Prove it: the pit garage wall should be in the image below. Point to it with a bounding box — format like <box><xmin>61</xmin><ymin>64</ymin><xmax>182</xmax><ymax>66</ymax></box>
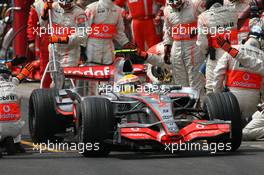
<box><xmin>13</xmin><ymin>0</ymin><xmax>34</xmax><ymax>57</ymax></box>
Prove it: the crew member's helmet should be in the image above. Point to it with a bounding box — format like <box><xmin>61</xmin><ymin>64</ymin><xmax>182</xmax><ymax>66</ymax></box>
<box><xmin>58</xmin><ymin>0</ymin><xmax>74</xmax><ymax>9</ymax></box>
<box><xmin>167</xmin><ymin>0</ymin><xmax>184</xmax><ymax>9</ymax></box>
<box><xmin>117</xmin><ymin>74</ymin><xmax>141</xmax><ymax>94</ymax></box>
<box><xmin>205</xmin><ymin>0</ymin><xmax>223</xmax><ymax>10</ymax></box>
<box><xmin>147</xmin><ymin>65</ymin><xmax>173</xmax><ymax>84</ymax></box>
<box><xmin>248</xmin><ymin>25</ymin><xmax>264</xmax><ymax>49</ymax></box>
<box><xmin>228</xmin><ymin>0</ymin><xmax>239</xmax><ymax>3</ymax></box>
<box><xmin>0</xmin><ymin>64</ymin><xmax>11</xmax><ymax>81</ymax></box>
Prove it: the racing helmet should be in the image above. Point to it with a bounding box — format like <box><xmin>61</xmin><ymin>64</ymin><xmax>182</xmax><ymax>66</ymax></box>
<box><xmin>58</xmin><ymin>0</ymin><xmax>74</xmax><ymax>9</ymax></box>
<box><xmin>167</xmin><ymin>0</ymin><xmax>183</xmax><ymax>9</ymax></box>
<box><xmin>247</xmin><ymin>25</ymin><xmax>264</xmax><ymax>49</ymax></box>
<box><xmin>147</xmin><ymin>65</ymin><xmax>173</xmax><ymax>84</ymax></box>
<box><xmin>0</xmin><ymin>64</ymin><xmax>11</xmax><ymax>81</ymax></box>
<box><xmin>117</xmin><ymin>74</ymin><xmax>141</xmax><ymax>94</ymax></box>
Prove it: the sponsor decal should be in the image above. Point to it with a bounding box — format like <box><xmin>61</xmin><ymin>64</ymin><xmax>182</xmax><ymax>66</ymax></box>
<box><xmin>196</xmin><ymin>124</ymin><xmax>205</xmax><ymax>129</ymax></box>
<box><xmin>0</xmin><ymin>84</ymin><xmax>14</xmax><ymax>88</ymax></box>
<box><xmin>3</xmin><ymin>105</ymin><xmax>11</xmax><ymax>113</ymax></box>
<box><xmin>243</xmin><ymin>73</ymin><xmax>250</xmax><ymax>81</ymax></box>
<box><xmin>0</xmin><ymin>103</ymin><xmax>20</xmax><ymax>121</ymax></box>
<box><xmin>0</xmin><ymin>95</ymin><xmax>16</xmax><ymax>101</ymax></box>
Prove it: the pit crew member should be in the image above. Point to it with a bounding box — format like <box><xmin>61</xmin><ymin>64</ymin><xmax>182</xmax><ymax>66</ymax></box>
<box><xmin>40</xmin><ymin>0</ymin><xmax>88</xmax><ymax>88</ymax></box>
<box><xmin>84</xmin><ymin>0</ymin><xmax>135</xmax><ymax>95</ymax></box>
<box><xmin>163</xmin><ymin>0</ymin><xmax>206</xmax><ymax>92</ymax></box>
<box><xmin>215</xmin><ymin>24</ymin><xmax>264</xmax><ymax>140</ymax></box>
<box><xmin>27</xmin><ymin>0</ymin><xmax>51</xmax><ymax>88</ymax></box>
<box><xmin>196</xmin><ymin>0</ymin><xmax>239</xmax><ymax>93</ymax></box>
<box><xmin>213</xmin><ymin>25</ymin><xmax>264</xmax><ymax>120</ymax></box>
<box><xmin>0</xmin><ymin>63</ymin><xmax>34</xmax><ymax>155</ymax></box>
<box><xmin>114</xmin><ymin>0</ymin><xmax>165</xmax><ymax>51</ymax></box>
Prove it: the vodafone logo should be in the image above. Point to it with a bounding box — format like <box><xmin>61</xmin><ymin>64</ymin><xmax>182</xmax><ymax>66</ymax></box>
<box><xmin>243</xmin><ymin>73</ymin><xmax>250</xmax><ymax>81</ymax></box>
<box><xmin>3</xmin><ymin>105</ymin><xmax>11</xmax><ymax>113</ymax></box>
<box><xmin>64</xmin><ymin>67</ymin><xmax>111</xmax><ymax>78</ymax></box>
<box><xmin>102</xmin><ymin>25</ymin><xmax>109</xmax><ymax>33</ymax></box>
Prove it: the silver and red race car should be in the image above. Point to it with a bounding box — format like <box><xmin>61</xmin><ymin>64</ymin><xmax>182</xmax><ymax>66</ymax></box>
<box><xmin>28</xmin><ymin>51</ymin><xmax>242</xmax><ymax>157</ymax></box>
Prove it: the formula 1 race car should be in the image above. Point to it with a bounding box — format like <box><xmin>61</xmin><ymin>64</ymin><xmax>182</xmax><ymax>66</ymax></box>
<box><xmin>28</xmin><ymin>51</ymin><xmax>242</xmax><ymax>157</ymax></box>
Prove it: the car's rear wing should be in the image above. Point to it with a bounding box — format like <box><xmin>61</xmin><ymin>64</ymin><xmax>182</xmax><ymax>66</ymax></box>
<box><xmin>64</xmin><ymin>64</ymin><xmax>146</xmax><ymax>81</ymax></box>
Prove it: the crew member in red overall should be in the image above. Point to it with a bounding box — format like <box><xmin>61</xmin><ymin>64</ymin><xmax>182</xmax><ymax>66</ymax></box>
<box><xmin>27</xmin><ymin>0</ymin><xmax>51</xmax><ymax>88</ymax></box>
<box><xmin>114</xmin><ymin>0</ymin><xmax>165</xmax><ymax>51</ymax></box>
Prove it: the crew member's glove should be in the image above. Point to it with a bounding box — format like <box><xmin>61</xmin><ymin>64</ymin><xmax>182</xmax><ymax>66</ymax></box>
<box><xmin>41</xmin><ymin>0</ymin><xmax>53</xmax><ymax>20</ymax></box>
<box><xmin>122</xmin><ymin>10</ymin><xmax>132</xmax><ymax>21</ymax></box>
<box><xmin>15</xmin><ymin>63</ymin><xmax>34</xmax><ymax>82</ymax></box>
<box><xmin>136</xmin><ymin>48</ymin><xmax>148</xmax><ymax>60</ymax></box>
<box><xmin>49</xmin><ymin>35</ymin><xmax>69</xmax><ymax>44</ymax></box>
<box><xmin>164</xmin><ymin>45</ymin><xmax>172</xmax><ymax>64</ymax></box>
<box><xmin>257</xmin><ymin>103</ymin><xmax>264</xmax><ymax>112</ymax></box>
<box><xmin>216</xmin><ymin>36</ymin><xmax>239</xmax><ymax>58</ymax></box>
<box><xmin>154</xmin><ymin>10</ymin><xmax>163</xmax><ymax>25</ymax></box>
<box><xmin>28</xmin><ymin>42</ymin><xmax>35</xmax><ymax>54</ymax></box>
<box><xmin>122</xmin><ymin>42</ymin><xmax>137</xmax><ymax>49</ymax></box>
<box><xmin>80</xmin><ymin>46</ymin><xmax>88</xmax><ymax>64</ymax></box>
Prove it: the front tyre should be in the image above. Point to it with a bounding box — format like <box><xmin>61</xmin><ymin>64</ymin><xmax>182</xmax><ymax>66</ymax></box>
<box><xmin>29</xmin><ymin>89</ymin><xmax>66</xmax><ymax>143</ymax></box>
<box><xmin>78</xmin><ymin>98</ymin><xmax>114</xmax><ymax>157</ymax></box>
<box><xmin>203</xmin><ymin>92</ymin><xmax>242</xmax><ymax>152</ymax></box>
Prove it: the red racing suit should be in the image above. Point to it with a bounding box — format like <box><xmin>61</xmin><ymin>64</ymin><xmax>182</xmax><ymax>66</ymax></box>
<box><xmin>115</xmin><ymin>0</ymin><xmax>165</xmax><ymax>51</ymax></box>
<box><xmin>27</xmin><ymin>0</ymin><xmax>51</xmax><ymax>88</ymax></box>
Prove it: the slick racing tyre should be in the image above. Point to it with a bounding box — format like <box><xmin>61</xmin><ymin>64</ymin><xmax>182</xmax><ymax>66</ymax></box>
<box><xmin>29</xmin><ymin>89</ymin><xmax>67</xmax><ymax>143</ymax></box>
<box><xmin>203</xmin><ymin>92</ymin><xmax>242</xmax><ymax>152</ymax></box>
<box><xmin>78</xmin><ymin>98</ymin><xmax>114</xmax><ymax>157</ymax></box>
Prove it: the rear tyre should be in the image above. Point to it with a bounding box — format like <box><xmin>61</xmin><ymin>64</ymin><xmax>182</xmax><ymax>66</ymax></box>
<box><xmin>78</xmin><ymin>98</ymin><xmax>114</xmax><ymax>157</ymax></box>
<box><xmin>203</xmin><ymin>92</ymin><xmax>242</xmax><ymax>152</ymax></box>
<box><xmin>29</xmin><ymin>89</ymin><xmax>67</xmax><ymax>143</ymax></box>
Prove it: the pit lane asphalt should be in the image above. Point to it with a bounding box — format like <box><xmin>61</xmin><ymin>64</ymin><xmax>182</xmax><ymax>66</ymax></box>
<box><xmin>1</xmin><ymin>83</ymin><xmax>264</xmax><ymax>175</ymax></box>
